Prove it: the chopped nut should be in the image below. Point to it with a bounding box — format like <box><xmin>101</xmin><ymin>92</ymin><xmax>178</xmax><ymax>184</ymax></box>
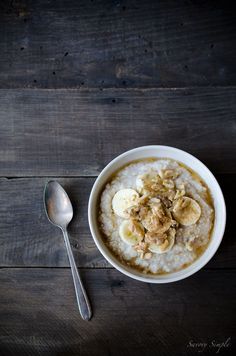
<box><xmin>149</xmin><ymin>197</ymin><xmax>161</xmax><ymax>204</ymax></box>
<box><xmin>138</xmin><ymin>206</ymin><xmax>149</xmax><ymax>220</ymax></box>
<box><xmin>134</xmin><ymin>241</ymin><xmax>149</xmax><ymax>258</ymax></box>
<box><xmin>125</xmin><ymin>205</ymin><xmax>140</xmax><ymax>218</ymax></box>
<box><xmin>158</xmin><ymin>169</ymin><xmax>165</xmax><ymax>179</ymax></box>
<box><xmin>163</xmin><ymin>179</ymin><xmax>175</xmax><ymax>189</ymax></box>
<box><xmin>159</xmin><ymin>169</ymin><xmax>179</xmax><ymax>179</ymax></box>
<box><xmin>166</xmin><ymin>190</ymin><xmax>176</xmax><ymax>201</ymax></box>
<box><xmin>134</xmin><ymin>241</ymin><xmax>148</xmax><ymax>252</ymax></box>
<box><xmin>173</xmin><ymin>196</ymin><xmax>189</xmax><ymax>212</ymax></box>
<box><xmin>174</xmin><ymin>184</ymin><xmax>185</xmax><ymax>200</ymax></box>
<box><xmin>145</xmin><ymin>231</ymin><xmax>167</xmax><ymax>245</ymax></box>
<box><xmin>164</xmin><ymin>169</ymin><xmax>177</xmax><ymax>178</ymax></box>
<box><xmin>150</xmin><ymin>183</ymin><xmax>162</xmax><ymax>192</ymax></box>
<box><xmin>144</xmin><ymin>252</ymin><xmax>152</xmax><ymax>260</ymax></box>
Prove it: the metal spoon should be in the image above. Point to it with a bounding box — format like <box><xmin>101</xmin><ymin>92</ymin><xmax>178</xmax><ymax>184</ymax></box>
<box><xmin>44</xmin><ymin>180</ymin><xmax>92</xmax><ymax>321</ymax></box>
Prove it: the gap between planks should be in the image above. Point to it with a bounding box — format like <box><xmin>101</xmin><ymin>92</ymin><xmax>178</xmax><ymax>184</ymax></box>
<box><xmin>0</xmin><ymin>86</ymin><xmax>236</xmax><ymax>91</ymax></box>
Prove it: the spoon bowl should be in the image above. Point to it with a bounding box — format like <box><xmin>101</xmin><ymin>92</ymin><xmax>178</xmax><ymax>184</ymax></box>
<box><xmin>44</xmin><ymin>181</ymin><xmax>73</xmax><ymax>229</ymax></box>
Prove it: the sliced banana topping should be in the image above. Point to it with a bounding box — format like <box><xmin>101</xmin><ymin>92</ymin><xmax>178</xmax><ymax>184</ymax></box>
<box><xmin>172</xmin><ymin>196</ymin><xmax>201</xmax><ymax>226</ymax></box>
<box><xmin>119</xmin><ymin>220</ymin><xmax>144</xmax><ymax>246</ymax></box>
<box><xmin>148</xmin><ymin>228</ymin><xmax>176</xmax><ymax>254</ymax></box>
<box><xmin>112</xmin><ymin>189</ymin><xmax>139</xmax><ymax>218</ymax></box>
<box><xmin>113</xmin><ymin>169</ymin><xmax>204</xmax><ymax>258</ymax></box>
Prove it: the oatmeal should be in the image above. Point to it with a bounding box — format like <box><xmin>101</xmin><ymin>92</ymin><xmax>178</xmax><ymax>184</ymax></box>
<box><xmin>99</xmin><ymin>158</ymin><xmax>214</xmax><ymax>274</ymax></box>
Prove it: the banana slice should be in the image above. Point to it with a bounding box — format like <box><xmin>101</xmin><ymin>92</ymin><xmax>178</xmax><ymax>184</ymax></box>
<box><xmin>119</xmin><ymin>220</ymin><xmax>144</xmax><ymax>246</ymax></box>
<box><xmin>112</xmin><ymin>189</ymin><xmax>139</xmax><ymax>218</ymax></box>
<box><xmin>172</xmin><ymin>196</ymin><xmax>201</xmax><ymax>226</ymax></box>
<box><xmin>148</xmin><ymin>228</ymin><xmax>176</xmax><ymax>254</ymax></box>
<box><xmin>136</xmin><ymin>171</ymin><xmax>159</xmax><ymax>193</ymax></box>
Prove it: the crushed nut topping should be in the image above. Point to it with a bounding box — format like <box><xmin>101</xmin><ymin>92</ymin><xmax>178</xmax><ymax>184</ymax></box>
<box><xmin>145</xmin><ymin>231</ymin><xmax>168</xmax><ymax>244</ymax></box>
<box><xmin>115</xmin><ymin>168</ymin><xmax>201</xmax><ymax>259</ymax></box>
<box><xmin>143</xmin><ymin>252</ymin><xmax>152</xmax><ymax>260</ymax></box>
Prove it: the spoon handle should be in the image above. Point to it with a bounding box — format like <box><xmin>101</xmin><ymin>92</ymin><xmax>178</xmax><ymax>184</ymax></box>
<box><xmin>62</xmin><ymin>228</ymin><xmax>92</xmax><ymax>320</ymax></box>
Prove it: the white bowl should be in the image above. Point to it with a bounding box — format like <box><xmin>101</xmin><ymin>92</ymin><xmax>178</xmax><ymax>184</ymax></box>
<box><xmin>88</xmin><ymin>146</ymin><xmax>226</xmax><ymax>283</ymax></box>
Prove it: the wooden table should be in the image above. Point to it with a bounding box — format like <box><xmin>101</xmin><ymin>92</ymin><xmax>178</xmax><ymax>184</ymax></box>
<box><xmin>0</xmin><ymin>1</ymin><xmax>235</xmax><ymax>355</ymax></box>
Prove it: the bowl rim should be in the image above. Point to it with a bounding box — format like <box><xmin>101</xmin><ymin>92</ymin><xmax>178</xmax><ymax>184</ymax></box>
<box><xmin>88</xmin><ymin>145</ymin><xmax>226</xmax><ymax>283</ymax></box>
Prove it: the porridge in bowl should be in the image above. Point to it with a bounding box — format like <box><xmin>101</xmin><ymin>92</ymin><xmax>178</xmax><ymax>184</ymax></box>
<box><xmin>98</xmin><ymin>158</ymin><xmax>214</xmax><ymax>274</ymax></box>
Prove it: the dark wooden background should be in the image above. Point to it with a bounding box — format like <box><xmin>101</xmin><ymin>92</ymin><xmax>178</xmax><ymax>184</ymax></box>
<box><xmin>0</xmin><ymin>1</ymin><xmax>235</xmax><ymax>355</ymax></box>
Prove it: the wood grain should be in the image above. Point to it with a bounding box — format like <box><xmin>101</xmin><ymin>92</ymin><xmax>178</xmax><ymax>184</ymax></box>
<box><xmin>0</xmin><ymin>88</ymin><xmax>235</xmax><ymax>176</ymax></box>
<box><xmin>0</xmin><ymin>268</ymin><xmax>235</xmax><ymax>356</ymax></box>
<box><xmin>0</xmin><ymin>0</ymin><xmax>235</xmax><ymax>354</ymax></box>
<box><xmin>0</xmin><ymin>177</ymin><xmax>107</xmax><ymax>268</ymax></box>
<box><xmin>0</xmin><ymin>174</ymin><xmax>234</xmax><ymax>268</ymax></box>
<box><xmin>0</xmin><ymin>0</ymin><xmax>236</xmax><ymax>88</ymax></box>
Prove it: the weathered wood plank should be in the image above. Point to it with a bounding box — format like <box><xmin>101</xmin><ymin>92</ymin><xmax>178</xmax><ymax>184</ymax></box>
<box><xmin>0</xmin><ymin>177</ymin><xmax>107</xmax><ymax>268</ymax></box>
<box><xmin>0</xmin><ymin>88</ymin><xmax>235</xmax><ymax>176</ymax></box>
<box><xmin>0</xmin><ymin>175</ymin><xmax>234</xmax><ymax>268</ymax></box>
<box><xmin>0</xmin><ymin>0</ymin><xmax>236</xmax><ymax>88</ymax></box>
<box><xmin>0</xmin><ymin>268</ymin><xmax>235</xmax><ymax>356</ymax></box>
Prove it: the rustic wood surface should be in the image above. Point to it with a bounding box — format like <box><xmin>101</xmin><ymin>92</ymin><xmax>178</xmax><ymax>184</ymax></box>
<box><xmin>0</xmin><ymin>0</ymin><xmax>236</xmax><ymax>88</ymax></box>
<box><xmin>0</xmin><ymin>88</ymin><xmax>235</xmax><ymax>176</ymax></box>
<box><xmin>0</xmin><ymin>0</ymin><xmax>235</xmax><ymax>355</ymax></box>
<box><xmin>0</xmin><ymin>268</ymin><xmax>235</xmax><ymax>356</ymax></box>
